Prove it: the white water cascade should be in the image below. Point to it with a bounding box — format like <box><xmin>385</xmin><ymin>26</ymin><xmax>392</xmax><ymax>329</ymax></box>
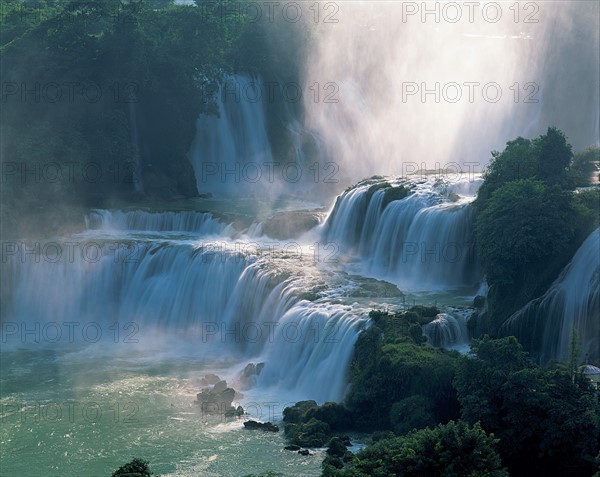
<box><xmin>1</xmin><ymin>218</ymin><xmax>364</xmax><ymax>403</ymax></box>
<box><xmin>502</xmin><ymin>228</ymin><xmax>600</xmax><ymax>364</ymax></box>
<box><xmin>188</xmin><ymin>75</ymin><xmax>274</xmax><ymax>196</ymax></box>
<box><xmin>323</xmin><ymin>175</ymin><xmax>483</xmax><ymax>291</ymax></box>
<box><xmin>85</xmin><ymin>209</ymin><xmax>233</xmax><ymax>235</ymax></box>
<box><xmin>423</xmin><ymin>313</ymin><xmax>469</xmax><ymax>350</ymax></box>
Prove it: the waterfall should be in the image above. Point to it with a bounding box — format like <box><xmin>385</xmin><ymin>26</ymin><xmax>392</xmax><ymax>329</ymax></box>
<box><xmin>187</xmin><ymin>74</ymin><xmax>331</xmax><ymax>201</ymax></box>
<box><xmin>85</xmin><ymin>209</ymin><xmax>232</xmax><ymax>235</ymax></box>
<box><xmin>188</xmin><ymin>75</ymin><xmax>274</xmax><ymax>196</ymax></box>
<box><xmin>1</xmin><ymin>213</ymin><xmax>365</xmax><ymax>403</ymax></box>
<box><xmin>323</xmin><ymin>175</ymin><xmax>483</xmax><ymax>290</ymax></box>
<box><xmin>423</xmin><ymin>313</ymin><xmax>469</xmax><ymax>349</ymax></box>
<box><xmin>502</xmin><ymin>228</ymin><xmax>600</xmax><ymax>364</ymax></box>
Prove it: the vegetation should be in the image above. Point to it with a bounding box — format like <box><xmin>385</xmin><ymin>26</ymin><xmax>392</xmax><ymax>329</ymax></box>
<box><xmin>454</xmin><ymin>337</ymin><xmax>600</xmax><ymax>477</ymax></box>
<box><xmin>0</xmin><ymin>0</ymin><xmax>311</xmax><ymax>237</ymax></box>
<box><xmin>322</xmin><ymin>421</ymin><xmax>508</xmax><ymax>477</ymax></box>
<box><xmin>474</xmin><ymin>128</ymin><xmax>599</xmax><ymax>331</ymax></box>
<box><xmin>283</xmin><ymin>307</ymin><xmax>600</xmax><ymax>477</ymax></box>
<box><xmin>111</xmin><ymin>458</ymin><xmax>153</xmax><ymax>477</ymax></box>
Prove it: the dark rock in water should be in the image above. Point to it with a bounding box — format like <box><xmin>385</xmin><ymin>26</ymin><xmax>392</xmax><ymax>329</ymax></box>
<box><xmin>297</xmin><ymin>449</ymin><xmax>311</xmax><ymax>456</ymax></box>
<box><xmin>196</xmin><ymin>387</ymin><xmax>235</xmax><ymax>414</ymax></box>
<box><xmin>260</xmin><ymin>210</ymin><xmax>323</xmax><ymax>240</ymax></box>
<box><xmin>238</xmin><ymin>362</ymin><xmax>265</xmax><ymax>389</ymax></box>
<box><xmin>284</xmin><ymin>445</ymin><xmax>301</xmax><ymax>451</ymax></box>
<box><xmin>212</xmin><ymin>380</ymin><xmax>228</xmax><ymax>392</ymax></box>
<box><xmin>243</xmin><ymin>420</ymin><xmax>279</xmax><ymax>432</ymax></box>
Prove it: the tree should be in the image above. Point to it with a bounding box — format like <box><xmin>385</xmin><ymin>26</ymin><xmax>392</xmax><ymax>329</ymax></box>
<box><xmin>475</xmin><ymin>178</ymin><xmax>574</xmax><ymax>289</ymax></box>
<box><xmin>535</xmin><ymin>126</ymin><xmax>573</xmax><ymax>185</ymax></box>
<box><xmin>569</xmin><ymin>145</ymin><xmax>600</xmax><ymax>187</ymax></box>
<box><xmin>323</xmin><ymin>421</ymin><xmax>508</xmax><ymax>477</ymax></box>
<box><xmin>111</xmin><ymin>458</ymin><xmax>153</xmax><ymax>477</ymax></box>
<box><xmin>454</xmin><ymin>337</ymin><xmax>600</xmax><ymax>477</ymax></box>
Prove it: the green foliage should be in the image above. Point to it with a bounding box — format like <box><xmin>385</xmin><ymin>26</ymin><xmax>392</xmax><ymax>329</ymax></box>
<box><xmin>326</xmin><ymin>437</ymin><xmax>348</xmax><ymax>458</ymax></box>
<box><xmin>475</xmin><ymin>177</ymin><xmax>581</xmax><ymax>330</ymax></box>
<box><xmin>454</xmin><ymin>336</ymin><xmax>600</xmax><ymax>477</ymax></box>
<box><xmin>476</xmin><ymin>179</ymin><xmax>574</xmax><ymax>288</ymax></box>
<box><xmin>536</xmin><ymin>126</ymin><xmax>573</xmax><ymax>185</ymax></box>
<box><xmin>569</xmin><ymin>146</ymin><xmax>600</xmax><ymax>186</ymax></box>
<box><xmin>282</xmin><ymin>400</ymin><xmax>319</xmax><ymax>424</ymax></box>
<box><xmin>323</xmin><ymin>421</ymin><xmax>508</xmax><ymax>477</ymax></box>
<box><xmin>572</xmin><ymin>188</ymin><xmax>600</xmax><ymax>234</ymax></box>
<box><xmin>111</xmin><ymin>458</ymin><xmax>153</xmax><ymax>477</ymax></box>
<box><xmin>283</xmin><ymin>401</ymin><xmax>352</xmax><ymax>447</ymax></box>
<box><xmin>345</xmin><ymin>308</ymin><xmax>459</xmax><ymax>431</ymax></box>
<box><xmin>475</xmin><ymin>136</ymin><xmax>539</xmax><ymax>210</ymax></box>
<box><xmin>284</xmin><ymin>417</ymin><xmax>331</xmax><ymax>447</ymax></box>
<box><xmin>389</xmin><ymin>395</ymin><xmax>436</xmax><ymax>435</ymax></box>
<box><xmin>474</xmin><ymin>129</ymin><xmax>598</xmax><ymax>332</ymax></box>
<box><xmin>0</xmin><ymin>0</ymin><xmax>312</xmax><ymax>237</ymax></box>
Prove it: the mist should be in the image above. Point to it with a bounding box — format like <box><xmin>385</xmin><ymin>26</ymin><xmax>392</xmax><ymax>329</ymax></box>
<box><xmin>303</xmin><ymin>1</ymin><xmax>600</xmax><ymax>182</ymax></box>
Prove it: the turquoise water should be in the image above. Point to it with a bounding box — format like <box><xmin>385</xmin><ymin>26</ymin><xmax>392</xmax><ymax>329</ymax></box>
<box><xmin>0</xmin><ymin>348</ymin><xmax>324</xmax><ymax>476</ymax></box>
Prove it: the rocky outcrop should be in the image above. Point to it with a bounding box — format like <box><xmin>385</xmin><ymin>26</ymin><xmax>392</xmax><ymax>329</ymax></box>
<box><xmin>243</xmin><ymin>420</ymin><xmax>279</xmax><ymax>432</ymax></box>
<box><xmin>195</xmin><ymin>374</ymin><xmax>238</xmax><ymax>415</ymax></box>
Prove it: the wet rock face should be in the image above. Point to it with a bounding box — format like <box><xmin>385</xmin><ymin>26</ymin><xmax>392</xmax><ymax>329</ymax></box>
<box><xmin>237</xmin><ymin>362</ymin><xmax>265</xmax><ymax>389</ymax></box>
<box><xmin>260</xmin><ymin>210</ymin><xmax>323</xmax><ymax>239</ymax></box>
<box><xmin>195</xmin><ymin>374</ymin><xmax>238</xmax><ymax>415</ymax></box>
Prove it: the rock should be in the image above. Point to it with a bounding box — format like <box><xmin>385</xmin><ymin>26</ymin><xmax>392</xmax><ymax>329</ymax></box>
<box><xmin>298</xmin><ymin>449</ymin><xmax>311</xmax><ymax>456</ymax></box>
<box><xmin>284</xmin><ymin>445</ymin><xmax>301</xmax><ymax>451</ymax></box>
<box><xmin>237</xmin><ymin>363</ymin><xmax>265</xmax><ymax>389</ymax></box>
<box><xmin>196</xmin><ymin>387</ymin><xmax>235</xmax><ymax>414</ymax></box>
<box><xmin>212</xmin><ymin>380</ymin><xmax>228</xmax><ymax>393</ymax></box>
<box><xmin>243</xmin><ymin>420</ymin><xmax>279</xmax><ymax>432</ymax></box>
<box><xmin>260</xmin><ymin>210</ymin><xmax>323</xmax><ymax>240</ymax></box>
<box><xmin>236</xmin><ymin>406</ymin><xmax>244</xmax><ymax>417</ymax></box>
<box><xmin>200</xmin><ymin>373</ymin><xmax>221</xmax><ymax>386</ymax></box>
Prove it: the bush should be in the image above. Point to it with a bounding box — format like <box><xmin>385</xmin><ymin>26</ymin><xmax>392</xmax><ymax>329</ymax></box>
<box><xmin>455</xmin><ymin>336</ymin><xmax>600</xmax><ymax>477</ymax></box>
<box><xmin>284</xmin><ymin>418</ymin><xmax>331</xmax><ymax>447</ymax></box>
<box><xmin>390</xmin><ymin>395</ymin><xmax>436</xmax><ymax>435</ymax></box>
<box><xmin>323</xmin><ymin>421</ymin><xmax>508</xmax><ymax>477</ymax></box>
<box><xmin>111</xmin><ymin>458</ymin><xmax>153</xmax><ymax>477</ymax></box>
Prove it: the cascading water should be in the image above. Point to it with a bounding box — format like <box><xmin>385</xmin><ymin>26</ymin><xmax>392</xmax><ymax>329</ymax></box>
<box><xmin>423</xmin><ymin>313</ymin><xmax>469</xmax><ymax>350</ymax></box>
<box><xmin>501</xmin><ymin>228</ymin><xmax>600</xmax><ymax>364</ymax></box>
<box><xmin>323</xmin><ymin>175</ymin><xmax>483</xmax><ymax>291</ymax></box>
<box><xmin>1</xmin><ymin>216</ymin><xmax>364</xmax><ymax>403</ymax></box>
<box><xmin>188</xmin><ymin>75</ymin><xmax>275</xmax><ymax>196</ymax></box>
<box><xmin>85</xmin><ymin>209</ymin><xmax>233</xmax><ymax>235</ymax></box>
